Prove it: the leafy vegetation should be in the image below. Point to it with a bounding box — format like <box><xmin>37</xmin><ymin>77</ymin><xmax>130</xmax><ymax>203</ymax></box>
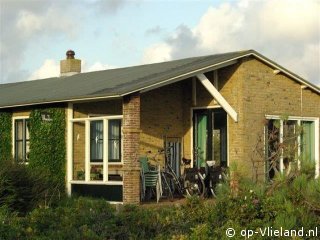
<box><xmin>0</xmin><ymin>112</ymin><xmax>12</xmax><ymax>163</ymax></box>
<box><xmin>1</xmin><ymin>163</ymin><xmax>319</xmax><ymax>240</ymax></box>
<box><xmin>29</xmin><ymin>108</ymin><xmax>66</xmax><ymax>187</ymax></box>
<box><xmin>0</xmin><ymin>160</ymin><xmax>63</xmax><ymax>215</ymax></box>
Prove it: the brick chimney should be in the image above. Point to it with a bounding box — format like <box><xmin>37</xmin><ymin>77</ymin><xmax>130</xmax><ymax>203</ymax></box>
<box><xmin>60</xmin><ymin>50</ymin><xmax>81</xmax><ymax>77</ymax></box>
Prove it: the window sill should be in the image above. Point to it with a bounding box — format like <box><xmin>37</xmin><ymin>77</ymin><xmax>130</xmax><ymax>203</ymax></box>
<box><xmin>70</xmin><ymin>180</ymin><xmax>123</xmax><ymax>185</ymax></box>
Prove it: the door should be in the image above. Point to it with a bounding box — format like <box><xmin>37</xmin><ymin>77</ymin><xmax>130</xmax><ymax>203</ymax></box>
<box><xmin>193</xmin><ymin>108</ymin><xmax>227</xmax><ymax>168</ymax></box>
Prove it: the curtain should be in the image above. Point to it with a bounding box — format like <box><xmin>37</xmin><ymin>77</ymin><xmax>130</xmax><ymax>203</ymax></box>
<box><xmin>108</xmin><ymin>120</ymin><xmax>121</xmax><ymax>162</ymax></box>
<box><xmin>90</xmin><ymin>120</ymin><xmax>103</xmax><ymax>162</ymax></box>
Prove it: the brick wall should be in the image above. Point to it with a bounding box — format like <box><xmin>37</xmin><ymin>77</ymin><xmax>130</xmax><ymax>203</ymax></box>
<box><xmin>73</xmin><ymin>99</ymin><xmax>122</xmax><ymax>118</ymax></box>
<box><xmin>122</xmin><ymin>93</ymin><xmax>141</xmax><ymax>204</ymax></box>
<box><xmin>235</xmin><ymin>57</ymin><xmax>320</xmax><ymax>181</ymax></box>
<box><xmin>140</xmin><ymin>82</ymin><xmax>185</xmax><ymax>165</ymax></box>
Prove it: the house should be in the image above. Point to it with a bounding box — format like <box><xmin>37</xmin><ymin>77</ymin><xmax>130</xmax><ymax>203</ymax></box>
<box><xmin>0</xmin><ymin>49</ymin><xmax>319</xmax><ymax>204</ymax></box>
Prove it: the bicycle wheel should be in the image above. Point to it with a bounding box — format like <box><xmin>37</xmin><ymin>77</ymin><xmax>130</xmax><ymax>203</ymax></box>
<box><xmin>208</xmin><ymin>179</ymin><xmax>217</xmax><ymax>198</ymax></box>
<box><xmin>161</xmin><ymin>172</ymin><xmax>174</xmax><ymax>201</ymax></box>
<box><xmin>184</xmin><ymin>172</ymin><xmax>205</xmax><ymax>197</ymax></box>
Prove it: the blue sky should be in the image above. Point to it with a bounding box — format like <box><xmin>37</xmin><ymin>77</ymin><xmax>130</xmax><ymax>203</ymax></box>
<box><xmin>0</xmin><ymin>0</ymin><xmax>319</xmax><ymax>86</ymax></box>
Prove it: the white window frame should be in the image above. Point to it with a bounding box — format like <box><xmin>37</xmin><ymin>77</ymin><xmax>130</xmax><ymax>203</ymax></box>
<box><xmin>12</xmin><ymin>116</ymin><xmax>30</xmax><ymax>164</ymax></box>
<box><xmin>68</xmin><ymin>112</ymin><xmax>124</xmax><ymax>188</ymax></box>
<box><xmin>265</xmin><ymin>115</ymin><xmax>319</xmax><ymax>178</ymax></box>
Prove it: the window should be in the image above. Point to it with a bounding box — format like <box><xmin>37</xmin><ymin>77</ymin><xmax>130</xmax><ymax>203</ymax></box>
<box><xmin>108</xmin><ymin>119</ymin><xmax>121</xmax><ymax>162</ymax></box>
<box><xmin>265</xmin><ymin>116</ymin><xmax>319</xmax><ymax>180</ymax></box>
<box><xmin>90</xmin><ymin>120</ymin><xmax>104</xmax><ymax>181</ymax></box>
<box><xmin>90</xmin><ymin>120</ymin><xmax>103</xmax><ymax>162</ymax></box>
<box><xmin>14</xmin><ymin>118</ymin><xmax>30</xmax><ymax>163</ymax></box>
<box><xmin>71</xmin><ymin>117</ymin><xmax>123</xmax><ymax>183</ymax></box>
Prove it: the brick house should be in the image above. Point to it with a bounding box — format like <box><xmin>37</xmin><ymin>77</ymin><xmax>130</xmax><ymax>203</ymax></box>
<box><xmin>0</xmin><ymin>49</ymin><xmax>319</xmax><ymax>204</ymax></box>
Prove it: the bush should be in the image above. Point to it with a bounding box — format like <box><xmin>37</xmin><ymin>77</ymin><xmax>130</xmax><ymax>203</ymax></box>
<box><xmin>0</xmin><ymin>160</ymin><xmax>63</xmax><ymax>214</ymax></box>
<box><xmin>1</xmin><ymin>163</ymin><xmax>319</xmax><ymax>239</ymax></box>
<box><xmin>0</xmin><ymin>112</ymin><xmax>12</xmax><ymax>163</ymax></box>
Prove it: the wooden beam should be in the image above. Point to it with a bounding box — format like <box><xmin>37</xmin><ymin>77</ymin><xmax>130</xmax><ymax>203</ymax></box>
<box><xmin>196</xmin><ymin>73</ymin><xmax>238</xmax><ymax>122</ymax></box>
<box><xmin>192</xmin><ymin>77</ymin><xmax>197</xmax><ymax>106</ymax></box>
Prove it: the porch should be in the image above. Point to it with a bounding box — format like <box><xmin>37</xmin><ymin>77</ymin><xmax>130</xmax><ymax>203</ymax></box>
<box><xmin>66</xmin><ymin>71</ymin><xmax>239</xmax><ymax>204</ymax></box>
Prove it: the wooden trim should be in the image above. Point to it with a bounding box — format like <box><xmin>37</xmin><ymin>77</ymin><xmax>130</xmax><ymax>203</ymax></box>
<box><xmin>196</xmin><ymin>73</ymin><xmax>238</xmax><ymax>122</ymax></box>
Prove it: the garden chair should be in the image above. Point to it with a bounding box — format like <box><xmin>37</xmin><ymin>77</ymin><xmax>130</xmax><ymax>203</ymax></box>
<box><xmin>139</xmin><ymin>157</ymin><xmax>162</xmax><ymax>203</ymax></box>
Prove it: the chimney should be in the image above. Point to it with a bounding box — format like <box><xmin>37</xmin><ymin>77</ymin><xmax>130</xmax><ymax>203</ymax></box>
<box><xmin>60</xmin><ymin>50</ymin><xmax>81</xmax><ymax>77</ymax></box>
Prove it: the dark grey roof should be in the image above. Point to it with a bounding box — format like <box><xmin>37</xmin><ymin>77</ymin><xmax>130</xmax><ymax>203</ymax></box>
<box><xmin>0</xmin><ymin>50</ymin><xmax>319</xmax><ymax>108</ymax></box>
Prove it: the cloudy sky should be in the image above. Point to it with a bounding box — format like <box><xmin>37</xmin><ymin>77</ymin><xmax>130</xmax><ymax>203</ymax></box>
<box><xmin>0</xmin><ymin>0</ymin><xmax>319</xmax><ymax>86</ymax></box>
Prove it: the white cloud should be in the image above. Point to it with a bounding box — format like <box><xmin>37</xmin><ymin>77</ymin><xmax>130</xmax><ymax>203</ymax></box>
<box><xmin>16</xmin><ymin>10</ymin><xmax>42</xmax><ymax>35</ymax></box>
<box><xmin>29</xmin><ymin>59</ymin><xmax>118</xmax><ymax>80</ymax></box>
<box><xmin>142</xmin><ymin>43</ymin><xmax>172</xmax><ymax>64</ymax></box>
<box><xmin>142</xmin><ymin>0</ymin><xmax>320</xmax><ymax>85</ymax></box>
<box><xmin>82</xmin><ymin>61</ymin><xmax>118</xmax><ymax>72</ymax></box>
<box><xmin>29</xmin><ymin>59</ymin><xmax>59</xmax><ymax>80</ymax></box>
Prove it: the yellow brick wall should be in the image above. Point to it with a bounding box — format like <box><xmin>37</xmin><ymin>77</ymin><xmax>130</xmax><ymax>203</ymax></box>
<box><xmin>140</xmin><ymin>82</ymin><xmax>185</xmax><ymax>165</ymax></box>
<box><xmin>73</xmin><ymin>99</ymin><xmax>122</xmax><ymax>118</ymax></box>
<box><xmin>237</xmin><ymin>57</ymin><xmax>320</xmax><ymax>181</ymax></box>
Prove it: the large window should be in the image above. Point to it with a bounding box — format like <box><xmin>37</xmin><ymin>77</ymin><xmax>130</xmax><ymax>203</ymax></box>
<box><xmin>14</xmin><ymin>118</ymin><xmax>30</xmax><ymax>163</ymax></box>
<box><xmin>71</xmin><ymin>116</ymin><xmax>123</xmax><ymax>183</ymax></box>
<box><xmin>265</xmin><ymin>116</ymin><xmax>319</xmax><ymax>180</ymax></box>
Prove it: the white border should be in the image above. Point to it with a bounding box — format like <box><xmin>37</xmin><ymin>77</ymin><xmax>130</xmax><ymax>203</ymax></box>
<box><xmin>265</xmin><ymin>115</ymin><xmax>319</xmax><ymax>178</ymax></box>
<box><xmin>12</xmin><ymin>116</ymin><xmax>29</xmax><ymax>163</ymax></box>
<box><xmin>68</xmin><ymin>115</ymin><xmax>124</xmax><ymax>185</ymax></box>
<box><xmin>67</xmin><ymin>103</ymin><xmax>73</xmax><ymax>195</ymax></box>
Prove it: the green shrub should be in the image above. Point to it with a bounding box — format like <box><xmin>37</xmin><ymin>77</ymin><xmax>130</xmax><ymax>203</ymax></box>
<box><xmin>0</xmin><ymin>161</ymin><xmax>319</xmax><ymax>239</ymax></box>
<box><xmin>0</xmin><ymin>112</ymin><xmax>12</xmax><ymax>163</ymax></box>
<box><xmin>29</xmin><ymin>108</ymin><xmax>66</xmax><ymax>188</ymax></box>
<box><xmin>0</xmin><ymin>160</ymin><xmax>63</xmax><ymax>214</ymax></box>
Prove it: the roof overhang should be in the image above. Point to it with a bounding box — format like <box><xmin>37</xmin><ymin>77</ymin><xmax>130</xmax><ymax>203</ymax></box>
<box><xmin>1</xmin><ymin>50</ymin><xmax>319</xmax><ymax>109</ymax></box>
<box><xmin>138</xmin><ymin>59</ymin><xmax>238</xmax><ymax>94</ymax></box>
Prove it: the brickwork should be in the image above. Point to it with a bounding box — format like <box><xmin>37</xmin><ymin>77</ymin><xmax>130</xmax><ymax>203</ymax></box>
<box><xmin>122</xmin><ymin>93</ymin><xmax>141</xmax><ymax>204</ymax></box>
<box><xmin>60</xmin><ymin>59</ymin><xmax>81</xmax><ymax>75</ymax></box>
<box><xmin>236</xmin><ymin>57</ymin><xmax>320</xmax><ymax>181</ymax></box>
<box><xmin>73</xmin><ymin>99</ymin><xmax>122</xmax><ymax>118</ymax></box>
<box><xmin>140</xmin><ymin>82</ymin><xmax>185</xmax><ymax>163</ymax></box>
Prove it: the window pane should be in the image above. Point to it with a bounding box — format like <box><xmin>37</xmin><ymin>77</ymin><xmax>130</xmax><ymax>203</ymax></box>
<box><xmin>26</xmin><ymin>120</ymin><xmax>30</xmax><ymax>140</ymax></box>
<box><xmin>15</xmin><ymin>141</ymin><xmax>23</xmax><ymax>162</ymax></box>
<box><xmin>266</xmin><ymin>120</ymin><xmax>280</xmax><ymax>180</ymax></box>
<box><xmin>108</xmin><ymin>120</ymin><xmax>121</xmax><ymax>162</ymax></box>
<box><xmin>108</xmin><ymin>171</ymin><xmax>123</xmax><ymax>181</ymax></box>
<box><xmin>283</xmin><ymin>120</ymin><xmax>298</xmax><ymax>174</ymax></box>
<box><xmin>73</xmin><ymin>122</ymin><xmax>86</xmax><ymax>180</ymax></box>
<box><xmin>90</xmin><ymin>121</ymin><xmax>103</xmax><ymax>162</ymax></box>
<box><xmin>90</xmin><ymin>164</ymin><xmax>103</xmax><ymax>181</ymax></box>
<box><xmin>26</xmin><ymin>141</ymin><xmax>30</xmax><ymax>162</ymax></box>
<box><xmin>15</xmin><ymin>120</ymin><xmax>23</xmax><ymax>140</ymax></box>
<box><xmin>301</xmin><ymin>121</ymin><xmax>315</xmax><ymax>163</ymax></box>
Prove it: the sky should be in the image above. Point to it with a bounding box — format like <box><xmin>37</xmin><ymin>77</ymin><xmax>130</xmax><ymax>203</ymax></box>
<box><xmin>0</xmin><ymin>0</ymin><xmax>319</xmax><ymax>86</ymax></box>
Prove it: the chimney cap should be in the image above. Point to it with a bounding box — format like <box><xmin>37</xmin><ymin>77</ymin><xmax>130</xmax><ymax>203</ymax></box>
<box><xmin>66</xmin><ymin>50</ymin><xmax>75</xmax><ymax>59</ymax></box>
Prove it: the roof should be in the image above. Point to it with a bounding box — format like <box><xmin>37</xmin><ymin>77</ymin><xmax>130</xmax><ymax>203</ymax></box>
<box><xmin>0</xmin><ymin>49</ymin><xmax>319</xmax><ymax>109</ymax></box>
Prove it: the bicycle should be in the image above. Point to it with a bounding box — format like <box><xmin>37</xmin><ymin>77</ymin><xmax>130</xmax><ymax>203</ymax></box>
<box><xmin>186</xmin><ymin>147</ymin><xmax>230</xmax><ymax>198</ymax></box>
<box><xmin>145</xmin><ymin>150</ymin><xmax>175</xmax><ymax>201</ymax></box>
<box><xmin>162</xmin><ymin>145</ymin><xmax>206</xmax><ymax>198</ymax></box>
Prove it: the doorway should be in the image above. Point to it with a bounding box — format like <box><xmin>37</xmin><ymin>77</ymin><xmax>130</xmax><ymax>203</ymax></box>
<box><xmin>193</xmin><ymin>108</ymin><xmax>227</xmax><ymax>168</ymax></box>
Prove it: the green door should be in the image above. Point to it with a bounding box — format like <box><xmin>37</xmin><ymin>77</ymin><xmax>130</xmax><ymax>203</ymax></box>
<box><xmin>193</xmin><ymin>109</ymin><xmax>228</xmax><ymax>168</ymax></box>
<box><xmin>196</xmin><ymin>113</ymin><xmax>208</xmax><ymax>168</ymax></box>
